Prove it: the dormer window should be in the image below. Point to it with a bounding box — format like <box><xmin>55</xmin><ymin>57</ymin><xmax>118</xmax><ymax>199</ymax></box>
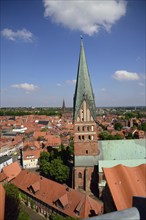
<box><xmin>55</xmin><ymin>193</ymin><xmax>68</xmax><ymax>209</ymax></box>
<box><xmin>28</xmin><ymin>181</ymin><xmax>40</xmax><ymax>194</ymax></box>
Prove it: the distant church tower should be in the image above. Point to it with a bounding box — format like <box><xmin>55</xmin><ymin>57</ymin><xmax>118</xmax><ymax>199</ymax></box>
<box><xmin>73</xmin><ymin>39</ymin><xmax>99</xmax><ymax>193</ymax></box>
<box><xmin>62</xmin><ymin>99</ymin><xmax>66</xmax><ymax>114</ymax></box>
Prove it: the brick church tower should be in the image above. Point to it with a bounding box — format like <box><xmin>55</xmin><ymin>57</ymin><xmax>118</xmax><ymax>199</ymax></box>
<box><xmin>73</xmin><ymin>39</ymin><xmax>99</xmax><ymax>193</ymax></box>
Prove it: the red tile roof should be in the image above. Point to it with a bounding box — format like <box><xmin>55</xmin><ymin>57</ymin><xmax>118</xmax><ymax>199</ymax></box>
<box><xmin>0</xmin><ymin>184</ymin><xmax>5</xmax><ymax>220</ymax></box>
<box><xmin>0</xmin><ymin>172</ymin><xmax>7</xmax><ymax>182</ymax></box>
<box><xmin>12</xmin><ymin>170</ymin><xmax>103</xmax><ymax>218</ymax></box>
<box><xmin>23</xmin><ymin>149</ymin><xmax>42</xmax><ymax>160</ymax></box>
<box><xmin>2</xmin><ymin>161</ymin><xmax>21</xmax><ymax>182</ymax></box>
<box><xmin>103</xmin><ymin>164</ymin><xmax>146</xmax><ymax>211</ymax></box>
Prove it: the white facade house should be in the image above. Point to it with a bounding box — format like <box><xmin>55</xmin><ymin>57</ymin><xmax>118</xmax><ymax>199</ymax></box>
<box><xmin>22</xmin><ymin>150</ymin><xmax>41</xmax><ymax>169</ymax></box>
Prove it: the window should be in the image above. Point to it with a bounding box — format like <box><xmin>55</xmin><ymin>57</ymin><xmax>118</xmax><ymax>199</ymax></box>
<box><xmin>82</xmin><ymin>135</ymin><xmax>84</xmax><ymax>140</ymax></box>
<box><xmin>78</xmin><ymin>172</ymin><xmax>82</xmax><ymax>178</ymax></box>
<box><xmin>86</xmin><ymin>150</ymin><xmax>88</xmax><ymax>154</ymax></box>
<box><xmin>88</xmin><ymin>135</ymin><xmax>91</xmax><ymax>140</ymax></box>
<box><xmin>82</xmin><ymin>126</ymin><xmax>84</xmax><ymax>131</ymax></box>
<box><xmin>79</xmin><ymin>135</ymin><xmax>81</xmax><ymax>140</ymax></box>
<box><xmin>78</xmin><ymin>126</ymin><xmax>80</xmax><ymax>131</ymax></box>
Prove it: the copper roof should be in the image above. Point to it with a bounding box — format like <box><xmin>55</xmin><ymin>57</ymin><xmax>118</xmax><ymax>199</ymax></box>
<box><xmin>103</xmin><ymin>164</ymin><xmax>146</xmax><ymax>211</ymax></box>
<box><xmin>73</xmin><ymin>39</ymin><xmax>96</xmax><ymax>122</ymax></box>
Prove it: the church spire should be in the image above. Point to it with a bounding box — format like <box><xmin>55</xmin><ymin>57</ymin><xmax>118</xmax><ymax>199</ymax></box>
<box><xmin>73</xmin><ymin>39</ymin><xmax>96</xmax><ymax>122</ymax></box>
<box><xmin>62</xmin><ymin>99</ymin><xmax>66</xmax><ymax>113</ymax></box>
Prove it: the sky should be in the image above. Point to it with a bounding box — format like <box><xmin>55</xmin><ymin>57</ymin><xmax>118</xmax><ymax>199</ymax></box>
<box><xmin>1</xmin><ymin>0</ymin><xmax>145</xmax><ymax>108</ymax></box>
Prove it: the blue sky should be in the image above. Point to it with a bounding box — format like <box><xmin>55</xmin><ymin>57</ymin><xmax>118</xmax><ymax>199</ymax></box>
<box><xmin>1</xmin><ymin>0</ymin><xmax>145</xmax><ymax>107</ymax></box>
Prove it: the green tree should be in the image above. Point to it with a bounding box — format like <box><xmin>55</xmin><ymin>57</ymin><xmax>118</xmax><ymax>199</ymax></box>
<box><xmin>139</xmin><ymin>122</ymin><xmax>146</xmax><ymax>132</ymax></box>
<box><xmin>98</xmin><ymin>131</ymin><xmax>110</xmax><ymax>140</ymax></box>
<box><xmin>113</xmin><ymin>134</ymin><xmax>123</xmax><ymax>140</ymax></box>
<box><xmin>50</xmin><ymin>213</ymin><xmax>76</xmax><ymax>220</ymax></box>
<box><xmin>39</xmin><ymin>159</ymin><xmax>50</xmax><ymax>176</ymax></box>
<box><xmin>126</xmin><ymin>133</ymin><xmax>133</xmax><ymax>139</ymax></box>
<box><xmin>17</xmin><ymin>211</ymin><xmax>30</xmax><ymax>220</ymax></box>
<box><xmin>39</xmin><ymin>151</ymin><xmax>49</xmax><ymax>161</ymax></box>
<box><xmin>114</xmin><ymin>122</ymin><xmax>123</xmax><ymax>131</ymax></box>
<box><xmin>48</xmin><ymin>159</ymin><xmax>69</xmax><ymax>183</ymax></box>
<box><xmin>125</xmin><ymin>112</ymin><xmax>137</xmax><ymax>120</ymax></box>
<box><xmin>39</xmin><ymin>151</ymin><xmax>50</xmax><ymax>176</ymax></box>
<box><xmin>4</xmin><ymin>183</ymin><xmax>20</xmax><ymax>220</ymax></box>
<box><xmin>68</xmin><ymin>140</ymin><xmax>74</xmax><ymax>156</ymax></box>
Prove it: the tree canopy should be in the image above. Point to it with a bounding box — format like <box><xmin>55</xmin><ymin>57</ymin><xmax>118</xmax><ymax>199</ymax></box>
<box><xmin>48</xmin><ymin>158</ymin><xmax>69</xmax><ymax>183</ymax></box>
<box><xmin>138</xmin><ymin>122</ymin><xmax>146</xmax><ymax>132</ymax></box>
<box><xmin>98</xmin><ymin>131</ymin><xmax>123</xmax><ymax>140</ymax></box>
<box><xmin>39</xmin><ymin>149</ymin><xmax>70</xmax><ymax>183</ymax></box>
<box><xmin>114</xmin><ymin>122</ymin><xmax>123</xmax><ymax>131</ymax></box>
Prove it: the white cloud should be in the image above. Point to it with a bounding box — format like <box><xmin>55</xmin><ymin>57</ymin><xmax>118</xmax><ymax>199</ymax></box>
<box><xmin>57</xmin><ymin>79</ymin><xmax>76</xmax><ymax>87</ymax></box>
<box><xmin>112</xmin><ymin>70</ymin><xmax>140</xmax><ymax>81</ymax></box>
<box><xmin>43</xmin><ymin>0</ymin><xmax>127</xmax><ymax>36</ymax></box>
<box><xmin>65</xmin><ymin>79</ymin><xmax>76</xmax><ymax>85</ymax></box>
<box><xmin>11</xmin><ymin>83</ymin><xmax>39</xmax><ymax>91</ymax></box>
<box><xmin>57</xmin><ymin>83</ymin><xmax>62</xmax><ymax>87</ymax></box>
<box><xmin>1</xmin><ymin>28</ymin><xmax>33</xmax><ymax>42</ymax></box>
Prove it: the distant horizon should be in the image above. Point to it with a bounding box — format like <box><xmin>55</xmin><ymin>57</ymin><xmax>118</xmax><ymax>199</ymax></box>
<box><xmin>1</xmin><ymin>105</ymin><xmax>145</xmax><ymax>109</ymax></box>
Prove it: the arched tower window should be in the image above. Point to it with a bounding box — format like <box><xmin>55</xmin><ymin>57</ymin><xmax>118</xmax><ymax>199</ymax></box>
<box><xmin>78</xmin><ymin>172</ymin><xmax>82</xmax><ymax>178</ymax></box>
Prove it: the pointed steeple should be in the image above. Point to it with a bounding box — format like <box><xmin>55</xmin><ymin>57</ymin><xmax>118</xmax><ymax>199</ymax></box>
<box><xmin>73</xmin><ymin>38</ymin><xmax>96</xmax><ymax>122</ymax></box>
<box><xmin>62</xmin><ymin>99</ymin><xmax>66</xmax><ymax>113</ymax></box>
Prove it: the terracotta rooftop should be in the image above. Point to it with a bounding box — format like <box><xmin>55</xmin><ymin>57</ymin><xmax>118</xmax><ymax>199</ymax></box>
<box><xmin>2</xmin><ymin>161</ymin><xmax>21</xmax><ymax>182</ymax></box>
<box><xmin>23</xmin><ymin>149</ymin><xmax>42</xmax><ymax>160</ymax></box>
<box><xmin>0</xmin><ymin>172</ymin><xmax>7</xmax><ymax>182</ymax></box>
<box><xmin>12</xmin><ymin>170</ymin><xmax>103</xmax><ymax>218</ymax></box>
<box><xmin>103</xmin><ymin>164</ymin><xmax>146</xmax><ymax>211</ymax></box>
<box><xmin>0</xmin><ymin>184</ymin><xmax>5</xmax><ymax>220</ymax></box>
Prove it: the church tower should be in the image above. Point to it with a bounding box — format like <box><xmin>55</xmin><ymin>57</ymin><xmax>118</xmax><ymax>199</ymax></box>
<box><xmin>73</xmin><ymin>39</ymin><xmax>99</xmax><ymax>193</ymax></box>
<box><xmin>62</xmin><ymin>99</ymin><xmax>66</xmax><ymax>114</ymax></box>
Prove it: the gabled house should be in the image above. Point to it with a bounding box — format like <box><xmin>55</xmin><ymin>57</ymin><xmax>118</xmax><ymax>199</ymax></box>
<box><xmin>22</xmin><ymin>149</ymin><xmax>43</xmax><ymax>169</ymax></box>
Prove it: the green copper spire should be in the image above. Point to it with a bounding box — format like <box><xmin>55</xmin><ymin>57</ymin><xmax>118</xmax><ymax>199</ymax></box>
<box><xmin>73</xmin><ymin>39</ymin><xmax>96</xmax><ymax>122</ymax></box>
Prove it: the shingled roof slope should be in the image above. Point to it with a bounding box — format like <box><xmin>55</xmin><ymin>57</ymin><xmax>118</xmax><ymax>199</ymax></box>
<box><xmin>2</xmin><ymin>161</ymin><xmax>21</xmax><ymax>181</ymax></box>
<box><xmin>103</xmin><ymin>164</ymin><xmax>146</xmax><ymax>211</ymax></box>
<box><xmin>12</xmin><ymin>170</ymin><xmax>103</xmax><ymax>218</ymax></box>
